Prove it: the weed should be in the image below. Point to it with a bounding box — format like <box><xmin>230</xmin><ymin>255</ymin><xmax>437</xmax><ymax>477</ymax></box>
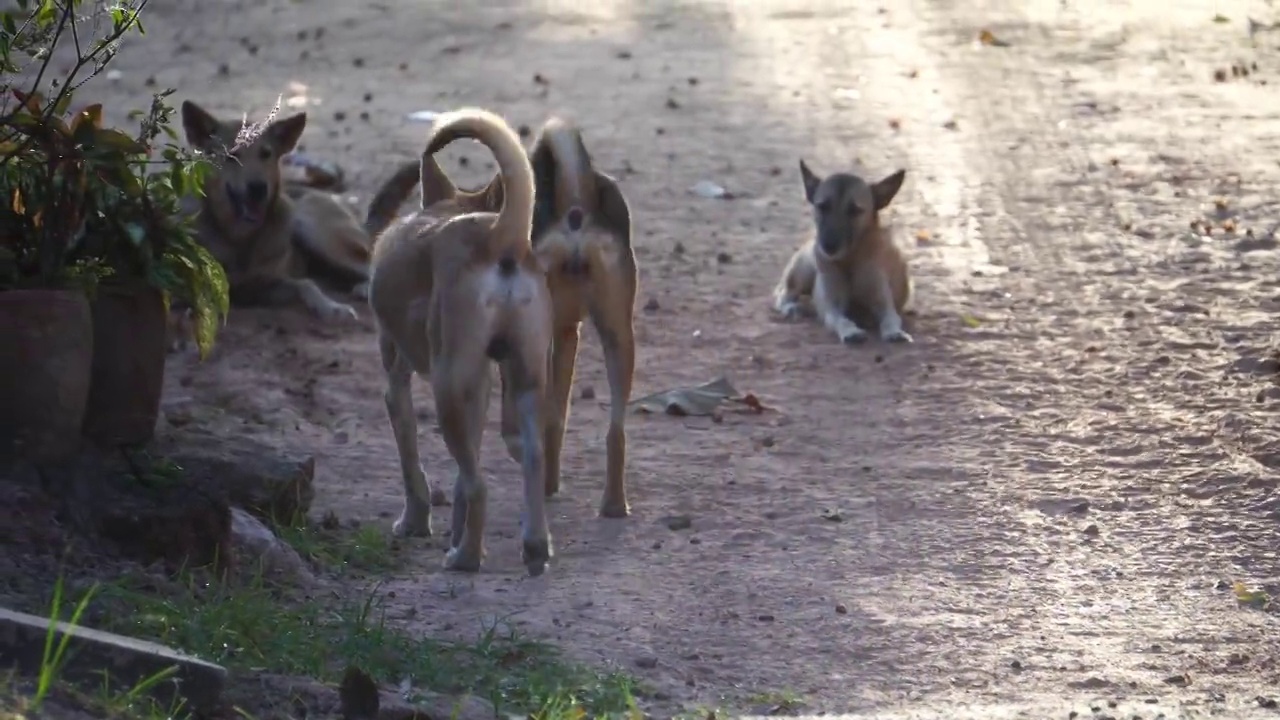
<box><xmin>92</xmin><ymin>571</ymin><xmax>638</xmax><ymax>719</ymax></box>
<box><xmin>273</xmin><ymin>517</ymin><xmax>403</xmax><ymax>575</ymax></box>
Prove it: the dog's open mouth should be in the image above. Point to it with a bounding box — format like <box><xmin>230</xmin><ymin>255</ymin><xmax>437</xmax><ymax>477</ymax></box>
<box><xmin>226</xmin><ymin>184</ymin><xmax>267</xmax><ymax>225</ymax></box>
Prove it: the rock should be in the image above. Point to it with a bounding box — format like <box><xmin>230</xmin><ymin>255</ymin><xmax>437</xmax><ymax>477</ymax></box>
<box><xmin>661</xmin><ymin>515</ymin><xmax>693</xmax><ymax>531</ymax></box>
<box><xmin>229</xmin><ymin>508</ymin><xmax>315</xmax><ymax>586</ymax></box>
<box><xmin>0</xmin><ymin>605</ymin><xmax>227</xmax><ymax>715</ymax></box>
<box><xmin>340</xmin><ymin>666</ymin><xmax>380</xmax><ymax>719</ymax></box>
<box><xmin>159</xmin><ymin>432</ymin><xmax>316</xmax><ymax>526</ymax></box>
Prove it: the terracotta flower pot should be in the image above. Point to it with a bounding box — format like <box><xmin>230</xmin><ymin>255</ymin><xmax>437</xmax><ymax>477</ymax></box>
<box><xmin>0</xmin><ymin>289</ymin><xmax>94</xmax><ymax>464</ymax></box>
<box><xmin>82</xmin><ymin>282</ymin><xmax>169</xmax><ymax>447</ymax></box>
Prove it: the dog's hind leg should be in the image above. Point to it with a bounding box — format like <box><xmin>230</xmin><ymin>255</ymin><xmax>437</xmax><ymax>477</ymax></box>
<box><xmin>590</xmin><ymin>302</ymin><xmax>635</xmax><ymax>519</ymax></box>
<box><xmin>505</xmin><ymin>337</ymin><xmax>553</xmax><ymax>576</ymax></box>
<box><xmin>542</xmin><ymin>323</ymin><xmax>581</xmax><ymax>498</ymax></box>
<box><xmin>433</xmin><ymin>360</ymin><xmax>489</xmax><ymax>572</ymax></box>
<box><xmin>380</xmin><ymin>335</ymin><xmax>433</xmax><ymax>537</ymax></box>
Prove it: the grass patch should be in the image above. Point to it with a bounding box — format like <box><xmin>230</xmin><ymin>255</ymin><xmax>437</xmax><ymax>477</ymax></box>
<box><xmin>92</xmin><ymin>572</ymin><xmax>640</xmax><ymax>719</ymax></box>
<box><xmin>273</xmin><ymin>512</ymin><xmax>406</xmax><ymax>575</ymax></box>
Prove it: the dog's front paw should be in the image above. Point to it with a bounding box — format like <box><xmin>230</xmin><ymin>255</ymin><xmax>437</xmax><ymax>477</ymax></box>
<box><xmin>839</xmin><ymin>327</ymin><xmax>869</xmax><ymax>345</ymax></box>
<box><xmin>392</xmin><ymin>501</ymin><xmax>432</xmax><ymax>537</ymax></box>
<box><xmin>882</xmin><ymin>328</ymin><xmax>914</xmax><ymax>343</ymax></box>
<box><xmin>315</xmin><ymin>300</ymin><xmax>359</xmax><ymax>321</ymax></box>
<box><xmin>444</xmin><ymin>545</ymin><xmax>483</xmax><ymax>573</ymax></box>
<box><xmin>776</xmin><ymin>300</ymin><xmax>803</xmax><ymax>320</ymax></box>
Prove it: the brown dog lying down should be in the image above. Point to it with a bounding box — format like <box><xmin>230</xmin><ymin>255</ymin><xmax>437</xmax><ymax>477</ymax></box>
<box><xmin>179</xmin><ymin>100</ymin><xmax>418</xmax><ymax>321</ymax></box>
<box><xmin>773</xmin><ymin>160</ymin><xmax>914</xmax><ymax>344</ymax></box>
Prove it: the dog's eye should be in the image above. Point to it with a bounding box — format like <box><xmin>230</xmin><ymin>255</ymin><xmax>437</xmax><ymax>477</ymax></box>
<box><xmin>258</xmin><ymin>147</ymin><xmax>273</xmax><ymax>161</ymax></box>
<box><xmin>814</xmin><ymin>199</ymin><xmax>832</xmax><ymax>212</ymax></box>
<box><xmin>847</xmin><ymin>203</ymin><xmax>863</xmax><ymax>217</ymax></box>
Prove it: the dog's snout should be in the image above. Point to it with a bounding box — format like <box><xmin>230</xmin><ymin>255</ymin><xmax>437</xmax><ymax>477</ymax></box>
<box><xmin>245</xmin><ymin>181</ymin><xmax>268</xmax><ymax>204</ymax></box>
<box><xmin>565</xmin><ymin>207</ymin><xmax>585</xmax><ymax>232</ymax></box>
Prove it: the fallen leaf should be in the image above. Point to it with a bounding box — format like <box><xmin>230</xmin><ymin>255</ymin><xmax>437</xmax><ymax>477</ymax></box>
<box><xmin>630</xmin><ymin>377</ymin><xmax>771</xmax><ymax>417</ymax></box>
<box><xmin>1213</xmin><ymin>13</ymin><xmax>1230</xmax><ymax>23</ymax></box>
<box><xmin>961</xmin><ymin>314</ymin><xmax>982</xmax><ymax>328</ymax></box>
<box><xmin>915</xmin><ymin>229</ymin><xmax>932</xmax><ymax>243</ymax></box>
<box><xmin>888</xmin><ymin>118</ymin><xmax>902</xmax><ymax>130</ymax></box>
<box><xmin>1233</xmin><ymin>581</ymin><xmax>1271</xmax><ymax>608</ymax></box>
<box><xmin>978</xmin><ymin>28</ymin><xmax>1010</xmax><ymax>47</ymax></box>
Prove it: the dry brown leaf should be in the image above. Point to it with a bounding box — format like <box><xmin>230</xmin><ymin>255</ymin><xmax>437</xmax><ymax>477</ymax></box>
<box><xmin>978</xmin><ymin>29</ymin><xmax>1010</xmax><ymax>47</ymax></box>
<box><xmin>915</xmin><ymin>229</ymin><xmax>932</xmax><ymax>243</ymax></box>
<box><xmin>888</xmin><ymin>118</ymin><xmax>902</xmax><ymax>130</ymax></box>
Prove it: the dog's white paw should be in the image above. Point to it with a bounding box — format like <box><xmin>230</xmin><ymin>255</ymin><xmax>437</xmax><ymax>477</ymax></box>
<box><xmin>315</xmin><ymin>300</ymin><xmax>358</xmax><ymax>321</ymax></box>
<box><xmin>839</xmin><ymin>327</ymin><xmax>869</xmax><ymax>345</ymax></box>
<box><xmin>392</xmin><ymin>501</ymin><xmax>432</xmax><ymax>537</ymax></box>
<box><xmin>444</xmin><ymin>545</ymin><xmax>483</xmax><ymax>572</ymax></box>
<box><xmin>882</xmin><ymin>328</ymin><xmax>914</xmax><ymax>343</ymax></box>
<box><xmin>776</xmin><ymin>301</ymin><xmax>804</xmax><ymax>320</ymax></box>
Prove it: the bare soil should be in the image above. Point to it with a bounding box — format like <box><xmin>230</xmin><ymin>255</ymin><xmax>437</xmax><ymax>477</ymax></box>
<box><xmin>43</xmin><ymin>0</ymin><xmax>1280</xmax><ymax>716</ymax></box>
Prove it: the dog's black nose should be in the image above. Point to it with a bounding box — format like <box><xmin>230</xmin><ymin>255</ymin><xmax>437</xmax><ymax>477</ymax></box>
<box><xmin>497</xmin><ymin>255</ymin><xmax>517</xmax><ymax>276</ymax></box>
<box><xmin>245</xmin><ymin>181</ymin><xmax>268</xmax><ymax>204</ymax></box>
<box><xmin>565</xmin><ymin>207</ymin><xmax>585</xmax><ymax>232</ymax></box>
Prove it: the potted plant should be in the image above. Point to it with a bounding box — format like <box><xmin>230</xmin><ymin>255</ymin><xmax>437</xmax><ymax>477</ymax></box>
<box><xmin>0</xmin><ymin>0</ymin><xmax>230</xmax><ymax>459</ymax></box>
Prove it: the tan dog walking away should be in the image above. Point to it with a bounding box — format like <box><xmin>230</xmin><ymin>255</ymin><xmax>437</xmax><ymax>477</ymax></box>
<box><xmin>366</xmin><ymin>117</ymin><xmax>638</xmax><ymax>519</ymax></box>
<box><xmin>367</xmin><ymin>108</ymin><xmax>554</xmax><ymax>576</ymax></box>
<box><xmin>180</xmin><ymin>100</ymin><xmax>385</xmax><ymax>320</ymax></box>
<box><xmin>773</xmin><ymin>159</ymin><xmax>914</xmax><ymax>344</ymax></box>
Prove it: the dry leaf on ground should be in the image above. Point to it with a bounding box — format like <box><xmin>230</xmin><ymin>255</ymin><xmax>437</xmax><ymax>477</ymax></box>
<box><xmin>629</xmin><ymin>377</ymin><xmax>770</xmax><ymax>417</ymax></box>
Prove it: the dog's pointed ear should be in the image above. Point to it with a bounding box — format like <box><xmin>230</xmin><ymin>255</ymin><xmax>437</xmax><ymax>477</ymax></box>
<box><xmin>798</xmin><ymin>159</ymin><xmax>820</xmax><ymax>204</ymax></box>
<box><xmin>872</xmin><ymin>169</ymin><xmax>906</xmax><ymax>210</ymax></box>
<box><xmin>595</xmin><ymin>171</ymin><xmax>631</xmax><ymax>247</ymax></box>
<box><xmin>181</xmin><ymin>101</ymin><xmax>220</xmax><ymax>147</ymax></box>
<box><xmin>419</xmin><ymin>154</ymin><xmax>457</xmax><ymax>207</ymax></box>
<box><xmin>265</xmin><ymin>112</ymin><xmax>307</xmax><ymax>155</ymax></box>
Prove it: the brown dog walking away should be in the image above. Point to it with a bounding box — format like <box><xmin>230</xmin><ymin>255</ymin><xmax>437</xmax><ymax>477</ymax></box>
<box><xmin>366</xmin><ymin>117</ymin><xmax>638</xmax><ymax>519</ymax></box>
<box><xmin>179</xmin><ymin>100</ymin><xmax>377</xmax><ymax>320</ymax></box>
<box><xmin>773</xmin><ymin>159</ymin><xmax>914</xmax><ymax>344</ymax></box>
<box><xmin>367</xmin><ymin>108</ymin><xmax>554</xmax><ymax>576</ymax></box>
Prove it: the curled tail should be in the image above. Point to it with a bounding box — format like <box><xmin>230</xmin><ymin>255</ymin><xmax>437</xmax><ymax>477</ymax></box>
<box><xmin>423</xmin><ymin>108</ymin><xmax>534</xmax><ymax>243</ymax></box>
<box><xmin>363</xmin><ymin>159</ymin><xmax>421</xmax><ymax>237</ymax></box>
<box><xmin>529</xmin><ymin>117</ymin><xmax>598</xmax><ymax>232</ymax></box>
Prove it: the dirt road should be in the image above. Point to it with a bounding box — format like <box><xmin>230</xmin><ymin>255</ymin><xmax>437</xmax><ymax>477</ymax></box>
<box><xmin>94</xmin><ymin>0</ymin><xmax>1280</xmax><ymax>715</ymax></box>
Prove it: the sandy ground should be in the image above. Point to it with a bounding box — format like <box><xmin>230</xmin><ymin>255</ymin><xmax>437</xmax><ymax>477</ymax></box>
<box><xmin>72</xmin><ymin>0</ymin><xmax>1280</xmax><ymax>716</ymax></box>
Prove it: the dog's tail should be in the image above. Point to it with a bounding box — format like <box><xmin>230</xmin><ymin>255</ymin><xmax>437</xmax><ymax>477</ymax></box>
<box><xmin>530</xmin><ymin>116</ymin><xmax>597</xmax><ymax>224</ymax></box>
<box><xmin>363</xmin><ymin>159</ymin><xmax>421</xmax><ymax>238</ymax></box>
<box><xmin>422</xmin><ymin>108</ymin><xmax>534</xmax><ymax>244</ymax></box>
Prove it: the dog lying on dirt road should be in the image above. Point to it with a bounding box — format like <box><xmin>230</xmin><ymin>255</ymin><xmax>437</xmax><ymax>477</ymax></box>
<box><xmin>772</xmin><ymin>160</ymin><xmax>914</xmax><ymax>344</ymax></box>
<box><xmin>366</xmin><ymin>107</ymin><xmax>555</xmax><ymax>576</ymax></box>
<box><xmin>366</xmin><ymin>117</ymin><xmax>638</xmax><ymax>520</ymax></box>
<box><xmin>179</xmin><ymin>100</ymin><xmax>388</xmax><ymax>321</ymax></box>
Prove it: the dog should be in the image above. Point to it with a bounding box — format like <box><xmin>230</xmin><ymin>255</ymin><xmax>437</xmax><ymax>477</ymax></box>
<box><xmin>772</xmin><ymin>159</ymin><xmax>913</xmax><ymax>344</ymax></box>
<box><xmin>179</xmin><ymin>100</ymin><xmax>390</xmax><ymax>321</ymax></box>
<box><xmin>367</xmin><ymin>108</ymin><xmax>554</xmax><ymax>576</ymax></box>
<box><xmin>366</xmin><ymin>117</ymin><xmax>638</xmax><ymax>519</ymax></box>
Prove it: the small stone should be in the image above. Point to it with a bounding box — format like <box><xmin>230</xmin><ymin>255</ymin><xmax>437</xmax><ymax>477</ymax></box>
<box><xmin>1163</xmin><ymin>673</ymin><xmax>1191</xmax><ymax>687</ymax></box>
<box><xmin>662</xmin><ymin>515</ymin><xmax>693</xmax><ymax>531</ymax></box>
<box><xmin>665</xmin><ymin>97</ymin><xmax>680</xmax><ymax>109</ymax></box>
<box><xmin>634</xmin><ymin>655</ymin><xmax>658</xmax><ymax>669</ymax></box>
<box><xmin>352</xmin><ymin>57</ymin><xmax>365</xmax><ymax>67</ymax></box>
<box><xmin>1083</xmin><ymin>523</ymin><xmax>1100</xmax><ymax>537</ymax></box>
<box><xmin>217</xmin><ymin>63</ymin><xmax>230</xmax><ymax>76</ymax></box>
<box><xmin>430</xmin><ymin>487</ymin><xmax>450</xmax><ymax>506</ymax></box>
<box><xmin>673</xmin><ymin>241</ymin><xmax>686</xmax><ymax>255</ymax></box>
<box><xmin>1010</xmin><ymin>659</ymin><xmax>1023</xmax><ymax>671</ymax></box>
<box><xmin>1068</xmin><ymin>500</ymin><xmax>1090</xmax><ymax>514</ymax></box>
<box><xmin>580</xmin><ymin>386</ymin><xmax>596</xmax><ymax>400</ymax></box>
<box><xmin>821</xmin><ymin>509</ymin><xmax>843</xmax><ymax>523</ymax></box>
<box><xmin>715</xmin><ymin>251</ymin><xmax>732</xmax><ymax>264</ymax></box>
<box><xmin>835</xmin><ymin>603</ymin><xmax>848</xmax><ymax>615</ymax></box>
<box><xmin>760</xmin><ymin>436</ymin><xmax>775</xmax><ymax>448</ymax></box>
<box><xmin>756</xmin><ymin>614</ymin><xmax>775</xmax><ymax>622</ymax></box>
<box><xmin>644</xmin><ymin>297</ymin><xmax>661</xmax><ymax>312</ymax></box>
